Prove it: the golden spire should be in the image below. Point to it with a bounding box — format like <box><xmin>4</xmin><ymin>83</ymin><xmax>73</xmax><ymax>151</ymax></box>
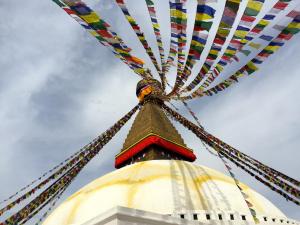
<box><xmin>115</xmin><ymin>79</ymin><xmax>196</xmax><ymax>168</ymax></box>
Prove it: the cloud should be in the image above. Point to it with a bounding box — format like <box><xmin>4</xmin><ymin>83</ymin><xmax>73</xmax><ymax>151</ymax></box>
<box><xmin>0</xmin><ymin>0</ymin><xmax>299</xmax><ymax>223</ymax></box>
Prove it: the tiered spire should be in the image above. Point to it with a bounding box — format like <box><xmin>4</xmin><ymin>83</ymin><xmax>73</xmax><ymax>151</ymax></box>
<box><xmin>115</xmin><ymin>79</ymin><xmax>196</xmax><ymax>168</ymax></box>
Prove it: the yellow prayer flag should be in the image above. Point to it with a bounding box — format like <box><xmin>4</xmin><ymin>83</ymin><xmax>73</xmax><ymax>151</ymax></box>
<box><xmin>125</xmin><ymin>15</ymin><xmax>135</xmax><ymax>23</ymax></box>
<box><xmin>218</xmin><ymin>28</ymin><xmax>230</xmax><ymax>36</ymax></box>
<box><xmin>191</xmin><ymin>40</ymin><xmax>205</xmax><ymax>47</ymax></box>
<box><xmin>234</xmin><ymin>30</ymin><xmax>248</xmax><ymax>38</ymax></box>
<box><xmin>202</xmin><ymin>64</ymin><xmax>209</xmax><ymax>72</ymax></box>
<box><xmin>225</xmin><ymin>49</ymin><xmax>236</xmax><ymax>55</ymax></box>
<box><xmin>247</xmin><ymin>1</ymin><xmax>263</xmax><ymax>12</ymax></box>
<box><xmin>115</xmin><ymin>48</ymin><xmax>129</xmax><ymax>54</ymax></box>
<box><xmin>153</xmin><ymin>24</ymin><xmax>160</xmax><ymax>29</ymax></box>
<box><xmin>288</xmin><ymin>22</ymin><xmax>300</xmax><ymax>29</ymax></box>
<box><xmin>236</xmin><ymin>71</ymin><xmax>244</xmax><ymax>78</ymax></box>
<box><xmin>88</xmin><ymin>30</ymin><xmax>99</xmax><ymax>37</ymax></box>
<box><xmin>247</xmin><ymin>61</ymin><xmax>258</xmax><ymax>71</ymax></box>
<box><xmin>258</xmin><ymin>19</ymin><xmax>269</xmax><ymax>26</ymax></box>
<box><xmin>240</xmin><ymin>39</ymin><xmax>248</xmax><ymax>44</ymax></box>
<box><xmin>215</xmin><ymin>64</ymin><xmax>224</xmax><ymax>72</ymax></box>
<box><xmin>196</xmin><ymin>13</ymin><xmax>213</xmax><ymax>21</ymax></box>
<box><xmin>134</xmin><ymin>68</ymin><xmax>145</xmax><ymax>74</ymax></box>
<box><xmin>179</xmin><ymin>36</ymin><xmax>187</xmax><ymax>42</ymax></box>
<box><xmin>264</xmin><ymin>45</ymin><xmax>280</xmax><ymax>52</ymax></box>
<box><xmin>171</xmin><ymin>9</ymin><xmax>185</xmax><ymax>17</ymax></box>
<box><xmin>249</xmin><ymin>42</ymin><xmax>261</xmax><ymax>49</ymax></box>
<box><xmin>209</xmin><ymin>49</ymin><xmax>218</xmax><ymax>55</ymax></box>
<box><xmin>80</xmin><ymin>12</ymin><xmax>100</xmax><ymax>24</ymax></box>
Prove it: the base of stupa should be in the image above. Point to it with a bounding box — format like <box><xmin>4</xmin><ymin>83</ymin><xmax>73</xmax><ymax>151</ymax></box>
<box><xmin>82</xmin><ymin>206</ymin><xmax>297</xmax><ymax>225</ymax></box>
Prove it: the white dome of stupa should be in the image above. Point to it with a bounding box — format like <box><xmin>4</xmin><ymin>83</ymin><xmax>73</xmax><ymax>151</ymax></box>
<box><xmin>43</xmin><ymin>160</ymin><xmax>294</xmax><ymax>225</ymax></box>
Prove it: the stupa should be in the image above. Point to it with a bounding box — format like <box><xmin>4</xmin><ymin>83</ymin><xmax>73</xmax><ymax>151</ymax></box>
<box><xmin>42</xmin><ymin>80</ymin><xmax>299</xmax><ymax>225</ymax></box>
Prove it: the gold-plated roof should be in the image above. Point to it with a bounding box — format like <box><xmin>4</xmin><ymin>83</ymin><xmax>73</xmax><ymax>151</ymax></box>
<box><xmin>121</xmin><ymin>102</ymin><xmax>188</xmax><ymax>152</ymax></box>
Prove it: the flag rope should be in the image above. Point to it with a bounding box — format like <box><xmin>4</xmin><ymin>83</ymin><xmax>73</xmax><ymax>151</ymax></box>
<box><xmin>197</xmin><ymin>2</ymin><xmax>299</xmax><ymax>92</ymax></box>
<box><xmin>161</xmin><ymin>102</ymin><xmax>300</xmax><ymax>204</ymax></box>
<box><xmin>53</xmin><ymin>0</ymin><xmax>151</xmax><ymax>79</ymax></box>
<box><xmin>115</xmin><ymin>0</ymin><xmax>162</xmax><ymax>74</ymax></box>
<box><xmin>175</xmin><ymin>0</ymin><xmax>244</xmax><ymax>96</ymax></box>
<box><xmin>0</xmin><ymin>104</ymin><xmax>140</xmax><ymax>224</ymax></box>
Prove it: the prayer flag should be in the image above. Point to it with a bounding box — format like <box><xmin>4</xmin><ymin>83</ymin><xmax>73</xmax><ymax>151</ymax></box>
<box><xmin>249</xmin><ymin>42</ymin><xmax>261</xmax><ymax>49</ymax></box>
<box><xmin>260</xmin><ymin>35</ymin><xmax>273</xmax><ymax>41</ymax></box>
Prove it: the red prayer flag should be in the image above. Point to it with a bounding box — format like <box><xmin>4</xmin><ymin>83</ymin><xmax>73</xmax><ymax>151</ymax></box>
<box><xmin>97</xmin><ymin>30</ymin><xmax>113</xmax><ymax>38</ymax></box>
<box><xmin>258</xmin><ymin>52</ymin><xmax>270</xmax><ymax>57</ymax></box>
<box><xmin>278</xmin><ymin>33</ymin><xmax>293</xmax><ymax>40</ymax></box>
<box><xmin>63</xmin><ymin>7</ymin><xmax>75</xmax><ymax>15</ymax></box>
<box><xmin>241</xmin><ymin>15</ymin><xmax>256</xmax><ymax>22</ymax></box>
<box><xmin>251</xmin><ymin>28</ymin><xmax>262</xmax><ymax>34</ymax></box>
<box><xmin>286</xmin><ymin>10</ymin><xmax>300</xmax><ymax>18</ymax></box>
<box><xmin>273</xmin><ymin>2</ymin><xmax>288</xmax><ymax>10</ymax></box>
<box><xmin>148</xmin><ymin>7</ymin><xmax>155</xmax><ymax>13</ymax></box>
<box><xmin>214</xmin><ymin>38</ymin><xmax>225</xmax><ymax>45</ymax></box>
<box><xmin>221</xmin><ymin>55</ymin><xmax>230</xmax><ymax>61</ymax></box>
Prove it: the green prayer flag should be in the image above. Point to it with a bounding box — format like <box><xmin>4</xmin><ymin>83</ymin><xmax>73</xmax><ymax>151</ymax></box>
<box><xmin>145</xmin><ymin>0</ymin><xmax>154</xmax><ymax>5</ymax></box>
<box><xmin>244</xmin><ymin>7</ymin><xmax>259</xmax><ymax>16</ymax></box>
<box><xmin>194</xmin><ymin>21</ymin><xmax>213</xmax><ymax>31</ymax></box>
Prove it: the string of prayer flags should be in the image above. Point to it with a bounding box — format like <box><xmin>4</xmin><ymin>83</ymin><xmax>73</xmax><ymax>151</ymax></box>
<box><xmin>247</xmin><ymin>0</ymin><xmax>292</xmax><ymax>36</ymax></box>
<box><xmin>3</xmin><ymin>161</ymin><xmax>86</xmax><ymax>224</ymax></box>
<box><xmin>34</xmin><ymin>186</ymin><xmax>66</xmax><ymax>225</ymax></box>
<box><xmin>192</xmin><ymin>0</ymin><xmax>265</xmax><ymax>92</ymax></box>
<box><xmin>219</xmin><ymin>150</ymin><xmax>300</xmax><ymax>205</ymax></box>
<box><xmin>223</xmin><ymin>149</ymin><xmax>300</xmax><ymax>199</ymax></box>
<box><xmin>182</xmin><ymin>2</ymin><xmax>216</xmax><ymax>83</ymax></box>
<box><xmin>0</xmin><ymin>133</ymin><xmax>90</xmax><ymax>206</ymax></box>
<box><xmin>164</xmin><ymin>0</ymin><xmax>189</xmax><ymax>96</ymax></box>
<box><xmin>181</xmin><ymin>0</ymin><xmax>243</xmax><ymax>93</ymax></box>
<box><xmin>175</xmin><ymin>0</ymin><xmax>188</xmax><ymax>76</ymax></box>
<box><xmin>219</xmin><ymin>153</ymin><xmax>259</xmax><ymax>223</ymax></box>
<box><xmin>145</xmin><ymin>0</ymin><xmax>165</xmax><ymax>66</ymax></box>
<box><xmin>0</xmin><ymin>105</ymin><xmax>140</xmax><ymax>224</ymax></box>
<box><xmin>145</xmin><ymin>0</ymin><xmax>167</xmax><ymax>88</ymax></box>
<box><xmin>163</xmin><ymin>0</ymin><xmax>181</xmax><ymax>73</ymax></box>
<box><xmin>18</xmin><ymin>182</ymin><xmax>69</xmax><ymax>225</ymax></box>
<box><xmin>164</xmin><ymin>0</ymin><xmax>188</xmax><ymax>74</ymax></box>
<box><xmin>180</xmin><ymin>2</ymin><xmax>297</xmax><ymax>98</ymax></box>
<box><xmin>168</xmin><ymin>0</ymin><xmax>188</xmax><ymax>95</ymax></box>
<box><xmin>161</xmin><ymin>103</ymin><xmax>300</xmax><ymax>205</ymax></box>
<box><xmin>115</xmin><ymin>0</ymin><xmax>161</xmax><ymax>73</ymax></box>
<box><xmin>204</xmin><ymin>0</ymin><xmax>293</xmax><ymax>87</ymax></box>
<box><xmin>197</xmin><ymin>15</ymin><xmax>300</xmax><ymax>98</ymax></box>
<box><xmin>52</xmin><ymin>0</ymin><xmax>150</xmax><ymax>79</ymax></box>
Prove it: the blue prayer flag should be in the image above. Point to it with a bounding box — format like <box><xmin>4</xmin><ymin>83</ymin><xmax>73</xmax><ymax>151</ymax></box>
<box><xmin>197</xmin><ymin>5</ymin><xmax>216</xmax><ymax>17</ymax></box>
<box><xmin>260</xmin><ymin>35</ymin><xmax>273</xmax><ymax>41</ymax></box>
<box><xmin>237</xmin><ymin>26</ymin><xmax>250</xmax><ymax>31</ymax></box>
<box><xmin>269</xmin><ymin>41</ymin><xmax>284</xmax><ymax>46</ymax></box>
<box><xmin>252</xmin><ymin>58</ymin><xmax>263</xmax><ymax>64</ymax></box>
<box><xmin>263</xmin><ymin>14</ymin><xmax>276</xmax><ymax>20</ymax></box>
<box><xmin>192</xmin><ymin>35</ymin><xmax>206</xmax><ymax>45</ymax></box>
<box><xmin>245</xmin><ymin>36</ymin><xmax>254</xmax><ymax>41</ymax></box>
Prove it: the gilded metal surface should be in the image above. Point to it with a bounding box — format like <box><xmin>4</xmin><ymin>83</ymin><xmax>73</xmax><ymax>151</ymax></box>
<box><xmin>120</xmin><ymin>102</ymin><xmax>188</xmax><ymax>152</ymax></box>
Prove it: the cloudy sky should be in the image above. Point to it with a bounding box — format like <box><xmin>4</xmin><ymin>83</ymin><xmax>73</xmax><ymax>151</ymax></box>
<box><xmin>0</xmin><ymin>0</ymin><xmax>299</xmax><ymax>223</ymax></box>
